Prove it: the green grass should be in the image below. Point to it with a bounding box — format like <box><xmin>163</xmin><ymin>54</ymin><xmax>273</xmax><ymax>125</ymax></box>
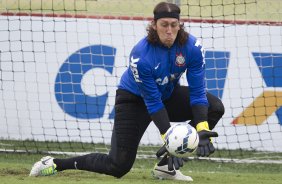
<box><xmin>2</xmin><ymin>139</ymin><xmax>282</xmax><ymax>160</ymax></box>
<box><xmin>0</xmin><ymin>153</ymin><xmax>282</xmax><ymax>184</ymax></box>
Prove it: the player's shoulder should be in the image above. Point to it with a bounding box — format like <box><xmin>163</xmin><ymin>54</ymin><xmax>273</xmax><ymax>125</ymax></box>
<box><xmin>130</xmin><ymin>37</ymin><xmax>152</xmax><ymax>65</ymax></box>
<box><xmin>131</xmin><ymin>37</ymin><xmax>150</xmax><ymax>57</ymax></box>
<box><xmin>184</xmin><ymin>34</ymin><xmax>204</xmax><ymax>60</ymax></box>
<box><xmin>186</xmin><ymin>34</ymin><xmax>199</xmax><ymax>47</ymax></box>
<box><xmin>186</xmin><ymin>34</ymin><xmax>203</xmax><ymax>52</ymax></box>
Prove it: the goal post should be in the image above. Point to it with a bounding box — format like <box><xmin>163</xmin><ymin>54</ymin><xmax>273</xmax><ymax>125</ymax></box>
<box><xmin>1</xmin><ymin>0</ymin><xmax>282</xmax><ymax>163</ymax></box>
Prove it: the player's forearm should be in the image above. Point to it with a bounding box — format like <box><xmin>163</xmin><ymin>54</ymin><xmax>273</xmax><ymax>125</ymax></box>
<box><xmin>151</xmin><ymin>107</ymin><xmax>170</xmax><ymax>135</ymax></box>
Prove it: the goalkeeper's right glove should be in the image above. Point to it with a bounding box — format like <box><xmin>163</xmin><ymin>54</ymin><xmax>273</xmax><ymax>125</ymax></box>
<box><xmin>196</xmin><ymin>121</ymin><xmax>218</xmax><ymax>157</ymax></box>
<box><xmin>156</xmin><ymin>145</ymin><xmax>183</xmax><ymax>171</ymax></box>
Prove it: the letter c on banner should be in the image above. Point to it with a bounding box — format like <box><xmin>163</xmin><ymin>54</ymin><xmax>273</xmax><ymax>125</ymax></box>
<box><xmin>55</xmin><ymin>45</ymin><xmax>116</xmax><ymax>119</ymax></box>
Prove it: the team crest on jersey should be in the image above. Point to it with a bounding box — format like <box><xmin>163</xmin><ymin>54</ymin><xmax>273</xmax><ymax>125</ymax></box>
<box><xmin>175</xmin><ymin>53</ymin><xmax>185</xmax><ymax>66</ymax></box>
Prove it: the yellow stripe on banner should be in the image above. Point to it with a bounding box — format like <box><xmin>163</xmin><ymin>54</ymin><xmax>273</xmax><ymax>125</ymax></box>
<box><xmin>232</xmin><ymin>91</ymin><xmax>282</xmax><ymax>125</ymax></box>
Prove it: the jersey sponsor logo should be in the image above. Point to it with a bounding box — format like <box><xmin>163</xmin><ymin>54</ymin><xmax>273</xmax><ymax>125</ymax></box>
<box><xmin>156</xmin><ymin>72</ymin><xmax>183</xmax><ymax>85</ymax></box>
<box><xmin>130</xmin><ymin>56</ymin><xmax>142</xmax><ymax>83</ymax></box>
<box><xmin>156</xmin><ymin>76</ymin><xmax>169</xmax><ymax>85</ymax></box>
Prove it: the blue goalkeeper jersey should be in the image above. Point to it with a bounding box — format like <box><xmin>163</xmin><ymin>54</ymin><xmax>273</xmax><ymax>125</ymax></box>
<box><xmin>118</xmin><ymin>34</ymin><xmax>208</xmax><ymax>115</ymax></box>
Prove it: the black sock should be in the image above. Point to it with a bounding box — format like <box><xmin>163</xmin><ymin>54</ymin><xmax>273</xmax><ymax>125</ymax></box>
<box><xmin>54</xmin><ymin>156</ymin><xmax>85</xmax><ymax>171</ymax></box>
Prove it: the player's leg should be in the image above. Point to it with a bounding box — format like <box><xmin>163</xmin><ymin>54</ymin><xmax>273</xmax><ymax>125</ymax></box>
<box><xmin>105</xmin><ymin>89</ymin><xmax>152</xmax><ymax>177</ymax></box>
<box><xmin>55</xmin><ymin>89</ymin><xmax>151</xmax><ymax>177</ymax></box>
<box><xmin>30</xmin><ymin>89</ymin><xmax>152</xmax><ymax>178</ymax></box>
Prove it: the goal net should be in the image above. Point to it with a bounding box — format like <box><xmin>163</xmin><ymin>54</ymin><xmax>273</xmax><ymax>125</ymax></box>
<box><xmin>1</xmin><ymin>0</ymin><xmax>282</xmax><ymax>163</ymax></box>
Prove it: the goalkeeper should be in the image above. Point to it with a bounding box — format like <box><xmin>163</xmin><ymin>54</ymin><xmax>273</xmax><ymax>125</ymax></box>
<box><xmin>30</xmin><ymin>1</ymin><xmax>224</xmax><ymax>181</ymax></box>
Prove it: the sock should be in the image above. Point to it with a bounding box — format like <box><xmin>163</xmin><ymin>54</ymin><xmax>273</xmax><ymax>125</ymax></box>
<box><xmin>53</xmin><ymin>156</ymin><xmax>84</xmax><ymax>171</ymax></box>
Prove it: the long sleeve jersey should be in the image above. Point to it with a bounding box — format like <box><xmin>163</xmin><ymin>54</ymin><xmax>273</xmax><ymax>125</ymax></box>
<box><xmin>118</xmin><ymin>34</ymin><xmax>208</xmax><ymax>115</ymax></box>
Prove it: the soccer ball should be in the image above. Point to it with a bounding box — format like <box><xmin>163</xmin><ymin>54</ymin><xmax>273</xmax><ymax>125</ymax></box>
<box><xmin>164</xmin><ymin>123</ymin><xmax>199</xmax><ymax>158</ymax></box>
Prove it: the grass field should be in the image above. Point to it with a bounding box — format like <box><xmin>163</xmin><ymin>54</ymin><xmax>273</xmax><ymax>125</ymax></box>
<box><xmin>0</xmin><ymin>0</ymin><xmax>282</xmax><ymax>183</ymax></box>
<box><xmin>1</xmin><ymin>152</ymin><xmax>282</xmax><ymax>184</ymax></box>
<box><xmin>1</xmin><ymin>140</ymin><xmax>282</xmax><ymax>183</ymax></box>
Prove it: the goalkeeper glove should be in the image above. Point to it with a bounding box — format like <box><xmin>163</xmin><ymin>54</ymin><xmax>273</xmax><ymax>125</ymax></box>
<box><xmin>196</xmin><ymin>121</ymin><xmax>218</xmax><ymax>157</ymax></box>
<box><xmin>156</xmin><ymin>145</ymin><xmax>183</xmax><ymax>171</ymax></box>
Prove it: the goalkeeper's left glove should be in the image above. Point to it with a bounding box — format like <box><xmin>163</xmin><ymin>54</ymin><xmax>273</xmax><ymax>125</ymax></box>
<box><xmin>156</xmin><ymin>145</ymin><xmax>183</xmax><ymax>171</ymax></box>
<box><xmin>196</xmin><ymin>121</ymin><xmax>218</xmax><ymax>157</ymax></box>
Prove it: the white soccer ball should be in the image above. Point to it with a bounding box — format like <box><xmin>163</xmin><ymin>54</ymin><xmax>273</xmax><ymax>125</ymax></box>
<box><xmin>164</xmin><ymin>123</ymin><xmax>199</xmax><ymax>158</ymax></box>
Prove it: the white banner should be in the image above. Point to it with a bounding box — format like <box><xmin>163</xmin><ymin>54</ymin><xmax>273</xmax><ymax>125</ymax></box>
<box><xmin>0</xmin><ymin>15</ymin><xmax>281</xmax><ymax>152</ymax></box>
